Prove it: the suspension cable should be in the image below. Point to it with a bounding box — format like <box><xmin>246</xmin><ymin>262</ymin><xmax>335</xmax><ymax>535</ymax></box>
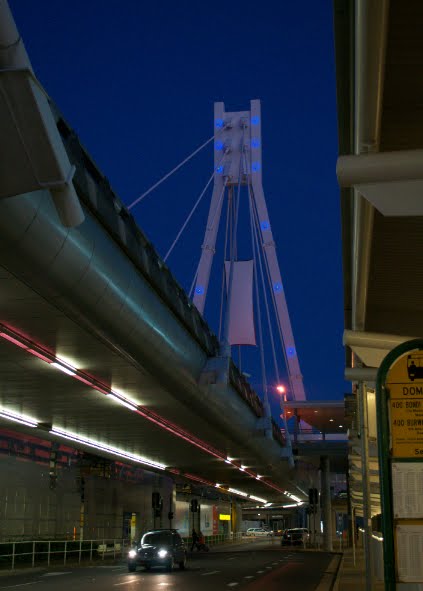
<box><xmin>128</xmin><ymin>135</ymin><xmax>216</xmax><ymax>210</ymax></box>
<box><xmin>250</xmin><ymin>184</ymin><xmax>296</xmax><ymax>400</ymax></box>
<box><xmin>163</xmin><ymin>153</ymin><xmax>226</xmax><ymax>262</ymax></box>
<box><xmin>246</xmin><ymin>160</ymin><xmax>268</xmax><ymax>407</ymax></box>
<box><xmin>247</xmin><ymin>172</ymin><xmax>293</xmax><ymax>444</ymax></box>
<box><xmin>249</xmin><ymin>178</ymin><xmax>279</xmax><ymax>384</ymax></box>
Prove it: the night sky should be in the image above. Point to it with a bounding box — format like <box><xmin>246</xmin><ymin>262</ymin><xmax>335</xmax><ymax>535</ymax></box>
<box><xmin>10</xmin><ymin>1</ymin><xmax>347</xmax><ymax>419</ymax></box>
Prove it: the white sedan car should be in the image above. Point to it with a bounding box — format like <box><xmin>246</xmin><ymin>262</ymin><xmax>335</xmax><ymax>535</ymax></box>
<box><xmin>246</xmin><ymin>528</ymin><xmax>274</xmax><ymax>537</ymax></box>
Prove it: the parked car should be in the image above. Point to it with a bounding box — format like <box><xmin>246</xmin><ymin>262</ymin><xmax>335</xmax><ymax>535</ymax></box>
<box><xmin>281</xmin><ymin>528</ymin><xmax>309</xmax><ymax>546</ymax></box>
<box><xmin>246</xmin><ymin>527</ymin><xmax>274</xmax><ymax>537</ymax></box>
<box><xmin>127</xmin><ymin>529</ymin><xmax>187</xmax><ymax>572</ymax></box>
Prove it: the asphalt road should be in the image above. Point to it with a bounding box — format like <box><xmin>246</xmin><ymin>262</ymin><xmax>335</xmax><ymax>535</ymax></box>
<box><xmin>0</xmin><ymin>540</ymin><xmax>333</xmax><ymax>591</ymax></box>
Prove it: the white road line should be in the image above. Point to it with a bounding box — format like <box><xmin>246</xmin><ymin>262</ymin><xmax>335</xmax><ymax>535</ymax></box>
<box><xmin>42</xmin><ymin>572</ymin><xmax>72</xmax><ymax>577</ymax></box>
<box><xmin>201</xmin><ymin>571</ymin><xmax>220</xmax><ymax>576</ymax></box>
<box><xmin>0</xmin><ymin>584</ymin><xmax>41</xmax><ymax>589</ymax></box>
<box><xmin>256</xmin><ymin>570</ymin><xmax>264</xmax><ymax>573</ymax></box>
<box><xmin>244</xmin><ymin>575</ymin><xmax>254</xmax><ymax>579</ymax></box>
<box><xmin>227</xmin><ymin>557</ymin><xmax>236</xmax><ymax>560</ymax></box>
<box><xmin>265</xmin><ymin>566</ymin><xmax>273</xmax><ymax>569</ymax></box>
<box><xmin>113</xmin><ymin>579</ymin><xmax>139</xmax><ymax>586</ymax></box>
<box><xmin>227</xmin><ymin>584</ymin><xmax>239</xmax><ymax>588</ymax></box>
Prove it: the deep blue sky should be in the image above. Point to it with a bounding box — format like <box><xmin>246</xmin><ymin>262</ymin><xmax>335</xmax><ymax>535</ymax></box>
<box><xmin>11</xmin><ymin>1</ymin><xmax>347</xmax><ymax>417</ymax></box>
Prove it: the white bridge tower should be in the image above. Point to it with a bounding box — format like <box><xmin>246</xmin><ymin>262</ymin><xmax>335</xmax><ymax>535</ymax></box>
<box><xmin>193</xmin><ymin>100</ymin><xmax>306</xmax><ymax>402</ymax></box>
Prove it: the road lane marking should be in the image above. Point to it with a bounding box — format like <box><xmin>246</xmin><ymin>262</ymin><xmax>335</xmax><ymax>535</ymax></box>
<box><xmin>227</xmin><ymin>557</ymin><xmax>236</xmax><ymax>560</ymax></box>
<box><xmin>201</xmin><ymin>571</ymin><xmax>220</xmax><ymax>576</ymax></box>
<box><xmin>42</xmin><ymin>572</ymin><xmax>72</xmax><ymax>577</ymax></box>
<box><xmin>256</xmin><ymin>570</ymin><xmax>264</xmax><ymax>573</ymax></box>
<box><xmin>0</xmin><ymin>584</ymin><xmax>41</xmax><ymax>589</ymax></box>
<box><xmin>265</xmin><ymin>566</ymin><xmax>272</xmax><ymax>569</ymax></box>
<box><xmin>227</xmin><ymin>584</ymin><xmax>239</xmax><ymax>588</ymax></box>
<box><xmin>114</xmin><ymin>579</ymin><xmax>139</xmax><ymax>586</ymax></box>
<box><xmin>244</xmin><ymin>575</ymin><xmax>254</xmax><ymax>579</ymax></box>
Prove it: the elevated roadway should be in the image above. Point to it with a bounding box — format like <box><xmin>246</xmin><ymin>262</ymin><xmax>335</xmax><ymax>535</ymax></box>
<box><xmin>0</xmin><ymin>5</ymin><xmax>305</xmax><ymax>502</ymax></box>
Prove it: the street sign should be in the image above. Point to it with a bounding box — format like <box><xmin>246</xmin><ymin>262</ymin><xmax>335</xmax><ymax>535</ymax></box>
<box><xmin>388</xmin><ymin>351</ymin><xmax>423</xmax><ymax>458</ymax></box>
<box><xmin>377</xmin><ymin>340</ymin><xmax>423</xmax><ymax>590</ymax></box>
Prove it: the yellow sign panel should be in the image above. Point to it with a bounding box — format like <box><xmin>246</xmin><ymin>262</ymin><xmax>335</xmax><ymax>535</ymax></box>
<box><xmin>387</xmin><ymin>351</ymin><xmax>423</xmax><ymax>457</ymax></box>
<box><xmin>219</xmin><ymin>514</ymin><xmax>231</xmax><ymax>521</ymax></box>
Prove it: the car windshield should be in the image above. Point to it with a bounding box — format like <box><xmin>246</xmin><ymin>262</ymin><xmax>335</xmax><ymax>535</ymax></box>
<box><xmin>142</xmin><ymin>532</ymin><xmax>172</xmax><ymax>546</ymax></box>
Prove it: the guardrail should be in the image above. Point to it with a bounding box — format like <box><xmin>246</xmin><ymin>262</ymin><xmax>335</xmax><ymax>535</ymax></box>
<box><xmin>0</xmin><ymin>533</ymin><xmax>243</xmax><ymax>571</ymax></box>
<box><xmin>0</xmin><ymin>539</ymin><xmax>130</xmax><ymax>571</ymax></box>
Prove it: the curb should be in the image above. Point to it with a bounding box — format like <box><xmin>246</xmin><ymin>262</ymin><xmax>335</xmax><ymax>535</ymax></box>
<box><xmin>314</xmin><ymin>553</ymin><xmax>343</xmax><ymax>591</ymax></box>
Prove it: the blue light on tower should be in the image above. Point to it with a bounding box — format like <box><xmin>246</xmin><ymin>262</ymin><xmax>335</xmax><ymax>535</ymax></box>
<box><xmin>251</xmin><ymin>115</ymin><xmax>260</xmax><ymax>125</ymax></box>
<box><xmin>252</xmin><ymin>162</ymin><xmax>261</xmax><ymax>172</ymax></box>
<box><xmin>216</xmin><ymin>165</ymin><xmax>224</xmax><ymax>174</ymax></box>
<box><xmin>215</xmin><ymin>118</ymin><xmax>224</xmax><ymax>128</ymax></box>
<box><xmin>261</xmin><ymin>220</ymin><xmax>270</xmax><ymax>231</ymax></box>
<box><xmin>251</xmin><ymin>138</ymin><xmax>260</xmax><ymax>148</ymax></box>
<box><xmin>286</xmin><ymin>346</ymin><xmax>296</xmax><ymax>358</ymax></box>
<box><xmin>195</xmin><ymin>286</ymin><xmax>204</xmax><ymax>295</ymax></box>
<box><xmin>273</xmin><ymin>282</ymin><xmax>283</xmax><ymax>292</ymax></box>
<box><xmin>215</xmin><ymin>140</ymin><xmax>224</xmax><ymax>150</ymax></box>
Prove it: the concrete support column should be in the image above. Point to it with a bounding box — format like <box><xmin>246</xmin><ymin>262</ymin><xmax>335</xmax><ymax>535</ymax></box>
<box><xmin>321</xmin><ymin>455</ymin><xmax>333</xmax><ymax>551</ymax></box>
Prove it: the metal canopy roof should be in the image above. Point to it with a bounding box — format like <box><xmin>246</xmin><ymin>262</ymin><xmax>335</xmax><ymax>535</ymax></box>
<box><xmin>284</xmin><ymin>401</ymin><xmax>348</xmax><ymax>433</ymax></box>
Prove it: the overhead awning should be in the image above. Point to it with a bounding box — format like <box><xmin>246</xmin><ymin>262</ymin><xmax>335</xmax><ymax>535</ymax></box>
<box><xmin>343</xmin><ymin>329</ymin><xmax>417</xmax><ymax>368</ymax></box>
<box><xmin>337</xmin><ymin>150</ymin><xmax>423</xmax><ymax>216</ymax></box>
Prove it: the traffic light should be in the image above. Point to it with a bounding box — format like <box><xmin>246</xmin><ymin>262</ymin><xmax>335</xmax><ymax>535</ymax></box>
<box><xmin>190</xmin><ymin>499</ymin><xmax>199</xmax><ymax>512</ymax></box>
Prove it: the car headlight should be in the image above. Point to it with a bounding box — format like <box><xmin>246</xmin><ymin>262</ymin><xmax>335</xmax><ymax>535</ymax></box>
<box><xmin>128</xmin><ymin>549</ymin><xmax>137</xmax><ymax>558</ymax></box>
<box><xmin>158</xmin><ymin>549</ymin><xmax>168</xmax><ymax>558</ymax></box>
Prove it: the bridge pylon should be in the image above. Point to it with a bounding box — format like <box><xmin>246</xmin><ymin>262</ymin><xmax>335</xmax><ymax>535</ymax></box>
<box><xmin>193</xmin><ymin>100</ymin><xmax>306</xmax><ymax>402</ymax></box>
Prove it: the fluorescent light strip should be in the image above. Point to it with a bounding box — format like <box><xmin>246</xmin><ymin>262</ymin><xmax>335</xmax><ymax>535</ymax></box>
<box><xmin>51</xmin><ymin>362</ymin><xmax>76</xmax><ymax>376</ymax></box>
<box><xmin>228</xmin><ymin>487</ymin><xmax>248</xmax><ymax>497</ymax></box>
<box><xmin>108</xmin><ymin>392</ymin><xmax>138</xmax><ymax>411</ymax></box>
<box><xmin>282</xmin><ymin>503</ymin><xmax>299</xmax><ymax>508</ymax></box>
<box><xmin>249</xmin><ymin>495</ymin><xmax>267</xmax><ymax>503</ymax></box>
<box><xmin>0</xmin><ymin>409</ymin><xmax>38</xmax><ymax>428</ymax></box>
<box><xmin>0</xmin><ymin>324</ymin><xmax>288</xmax><ymax>496</ymax></box>
<box><xmin>284</xmin><ymin>491</ymin><xmax>302</xmax><ymax>503</ymax></box>
<box><xmin>50</xmin><ymin>427</ymin><xmax>165</xmax><ymax>470</ymax></box>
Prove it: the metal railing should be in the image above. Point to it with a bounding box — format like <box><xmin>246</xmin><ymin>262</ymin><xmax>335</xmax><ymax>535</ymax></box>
<box><xmin>0</xmin><ymin>538</ymin><xmax>130</xmax><ymax>571</ymax></box>
<box><xmin>0</xmin><ymin>533</ymin><xmax>243</xmax><ymax>571</ymax></box>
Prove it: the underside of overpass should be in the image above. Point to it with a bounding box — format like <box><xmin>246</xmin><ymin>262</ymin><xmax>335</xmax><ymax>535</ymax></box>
<box><xmin>0</xmin><ymin>2</ymin><xmax>317</xmax><ymax>510</ymax></box>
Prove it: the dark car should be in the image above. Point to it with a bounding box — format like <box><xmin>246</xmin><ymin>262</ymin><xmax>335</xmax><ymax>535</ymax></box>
<box><xmin>281</xmin><ymin>527</ymin><xmax>309</xmax><ymax>546</ymax></box>
<box><xmin>127</xmin><ymin>529</ymin><xmax>187</xmax><ymax>572</ymax></box>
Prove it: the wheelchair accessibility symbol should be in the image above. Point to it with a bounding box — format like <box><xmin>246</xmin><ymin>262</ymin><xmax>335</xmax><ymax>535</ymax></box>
<box><xmin>407</xmin><ymin>354</ymin><xmax>423</xmax><ymax>381</ymax></box>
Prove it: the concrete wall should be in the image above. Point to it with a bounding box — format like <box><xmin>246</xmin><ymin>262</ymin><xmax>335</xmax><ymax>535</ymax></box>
<box><xmin>174</xmin><ymin>497</ymin><xmax>235</xmax><ymax>537</ymax></box>
<box><xmin>0</xmin><ymin>454</ymin><xmax>173</xmax><ymax>541</ymax></box>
